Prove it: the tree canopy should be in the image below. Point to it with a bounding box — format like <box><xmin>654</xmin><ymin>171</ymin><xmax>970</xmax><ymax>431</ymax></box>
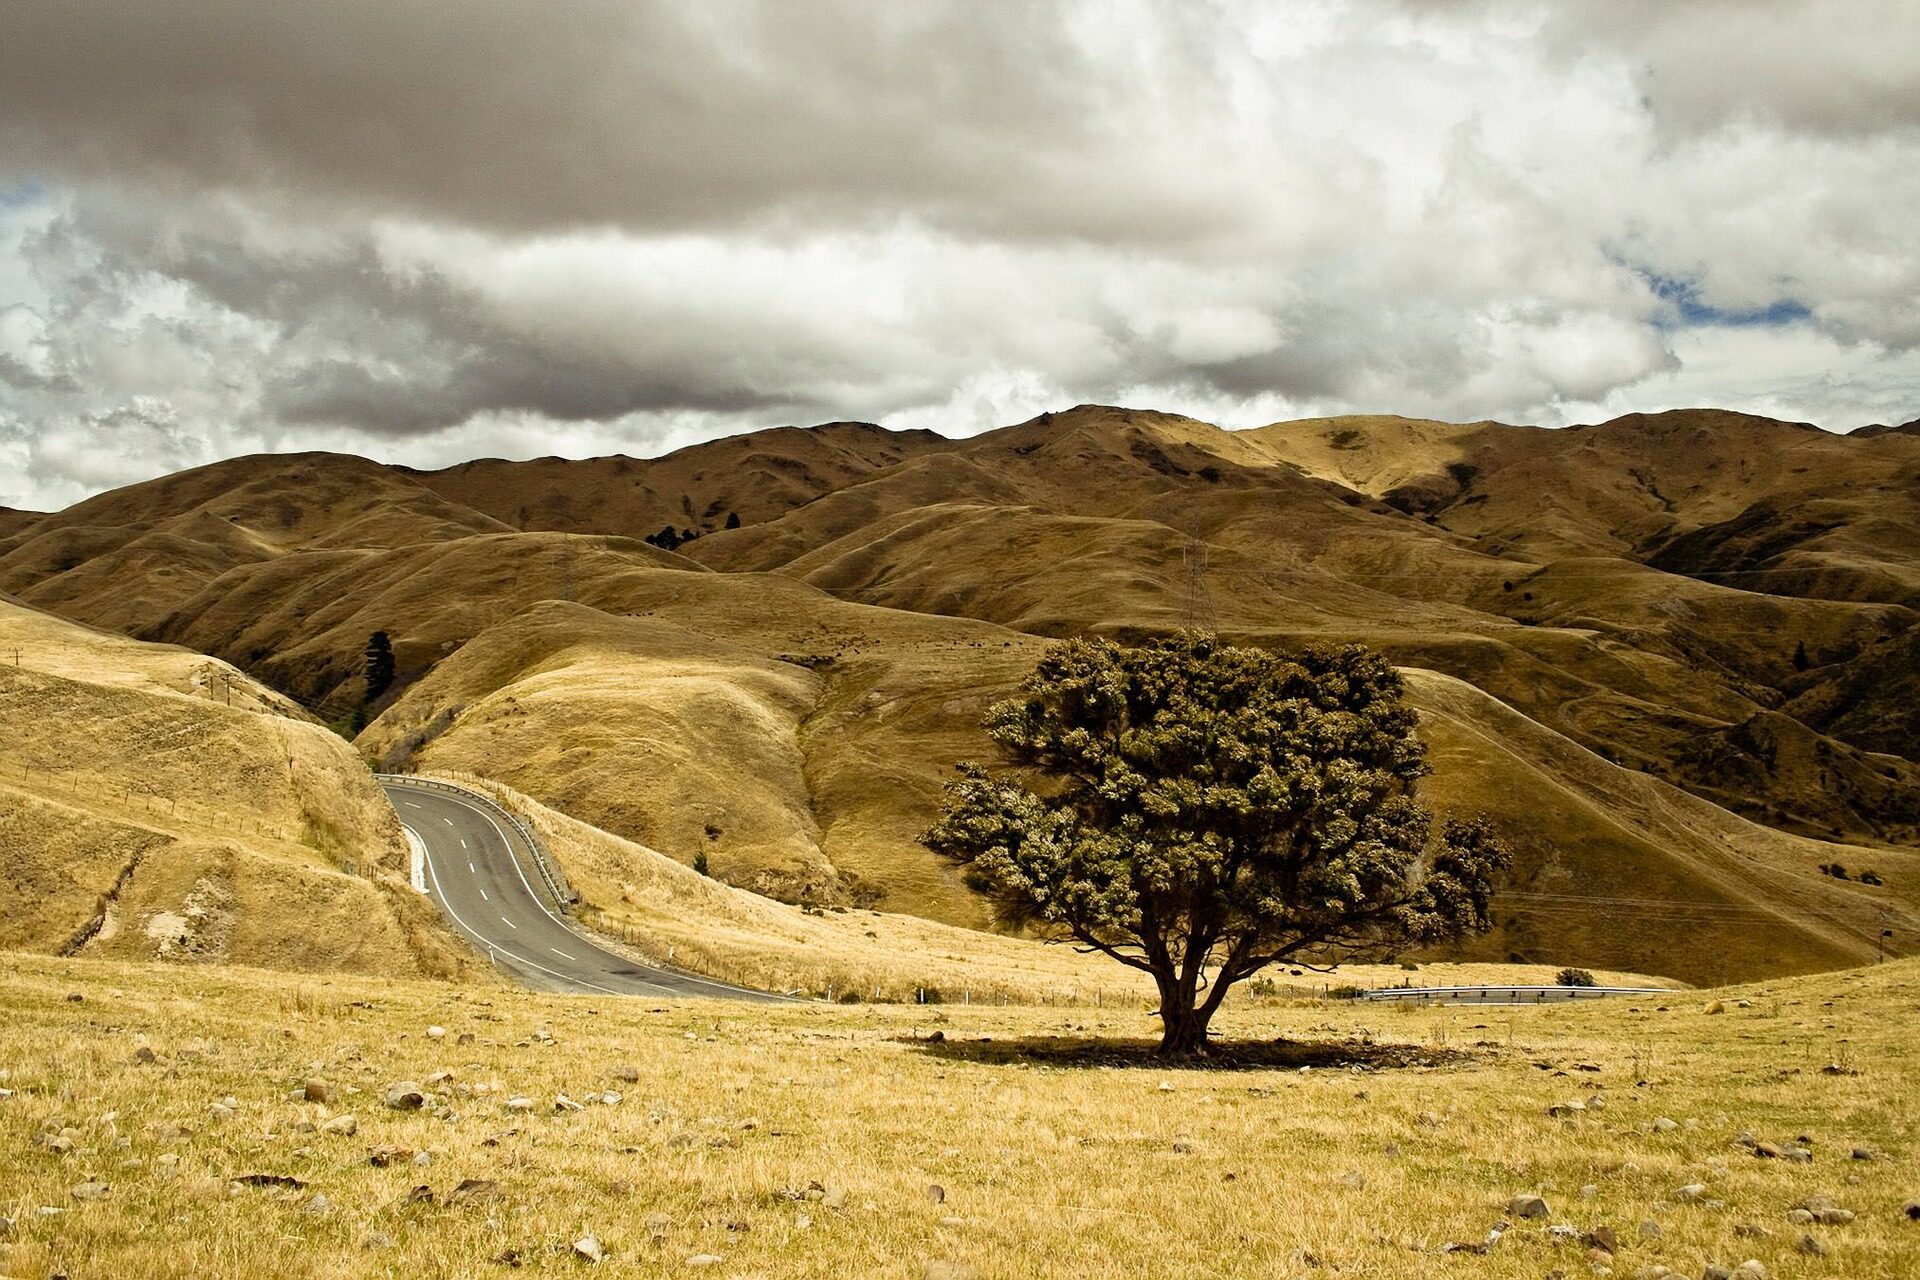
<box><xmin>924</xmin><ymin>633</ymin><xmax>1508</xmax><ymax>1054</ymax></box>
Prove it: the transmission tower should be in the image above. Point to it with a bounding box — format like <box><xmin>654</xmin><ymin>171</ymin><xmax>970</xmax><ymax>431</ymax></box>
<box><xmin>1182</xmin><ymin>537</ymin><xmax>1216</xmax><ymax>632</ymax></box>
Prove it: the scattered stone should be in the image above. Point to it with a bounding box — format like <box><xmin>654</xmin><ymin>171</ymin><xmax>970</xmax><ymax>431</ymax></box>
<box><xmin>1796</xmin><ymin>1196</ymin><xmax>1854</xmax><ymax>1225</ymax></box>
<box><xmin>573</xmin><ymin>1234</ymin><xmax>604</xmax><ymax>1263</ymax></box>
<box><xmin>1507</xmin><ymin>1194</ymin><xmax>1550</xmax><ymax>1219</ymax></box>
<box><xmin>425</xmin><ymin>1071</ymin><xmax>455</xmax><ymax>1087</ymax></box>
<box><xmin>1674</xmin><ymin>1183</ymin><xmax>1709</xmax><ymax>1202</ymax></box>
<box><xmin>505</xmin><ymin>1096</ymin><xmax>535</xmax><ymax>1112</ymax></box>
<box><xmin>554</xmin><ymin>1094</ymin><xmax>584</xmax><ymax>1113</ymax></box>
<box><xmin>822</xmin><ymin>1186</ymin><xmax>848</xmax><ymax>1210</ymax></box>
<box><xmin>612</xmin><ymin>1065</ymin><xmax>640</xmax><ymax>1083</ymax></box>
<box><xmin>69</xmin><ymin>1182</ymin><xmax>110</xmax><ymax>1202</ymax></box>
<box><xmin>406</xmin><ymin>1185</ymin><xmax>435</xmax><ymax>1205</ymax></box>
<box><xmin>1753</xmin><ymin>1142</ymin><xmax>1783</xmax><ymax>1159</ymax></box>
<box><xmin>1850</xmin><ymin>1148</ymin><xmax>1874</xmax><ymax>1161</ymax></box>
<box><xmin>426</xmin><ymin>1025</ymin><xmax>446</xmax><ymax>1040</ymax></box>
<box><xmin>456</xmin><ymin>1031</ymin><xmax>476</xmax><ymax>1047</ymax></box>
<box><xmin>1796</xmin><ymin>1234</ymin><xmax>1828</xmax><ymax>1256</ymax></box>
<box><xmin>133</xmin><ymin>1046</ymin><xmax>157</xmax><ymax>1065</ymax></box>
<box><xmin>413</xmin><ymin>1150</ymin><xmax>432</xmax><ymax>1168</ymax></box>
<box><xmin>320</xmin><ymin>1114</ymin><xmax>358</xmax><ymax>1137</ymax></box>
<box><xmin>1733</xmin><ymin>1262</ymin><xmax>1767</xmax><ymax>1278</ymax></box>
<box><xmin>447</xmin><ymin>1178</ymin><xmax>501</xmax><ymax>1204</ymax></box>
<box><xmin>368</xmin><ymin>1145</ymin><xmax>415</xmax><ymax>1168</ymax></box>
<box><xmin>1549</xmin><ymin>1224</ymin><xmax>1581</xmax><ymax>1240</ymax></box>
<box><xmin>1639</xmin><ymin>1218</ymin><xmax>1662</xmax><ymax>1240</ymax></box>
<box><xmin>1548</xmin><ymin>1101</ymin><xmax>1586</xmax><ymax>1117</ymax></box>
<box><xmin>927</xmin><ymin>1183</ymin><xmax>947</xmax><ymax>1204</ymax></box>
<box><xmin>232</xmin><ymin>1173</ymin><xmax>306</xmax><ymax>1190</ymax></box>
<box><xmin>1580</xmin><ymin>1184</ymin><xmax>1600</xmax><ymax>1199</ymax></box>
<box><xmin>304</xmin><ymin>1193</ymin><xmax>332</xmax><ymax>1217</ymax></box>
<box><xmin>1653</xmin><ymin>1117</ymin><xmax>1679</xmax><ymax>1133</ymax></box>
<box><xmin>1785</xmin><ymin>1209</ymin><xmax>1814</xmax><ymax>1226</ymax></box>
<box><xmin>304</xmin><ymin>1079</ymin><xmax>331</xmax><ymax>1103</ymax></box>
<box><xmin>384</xmin><ymin>1082</ymin><xmax>426</xmax><ymax>1110</ymax></box>
<box><xmin>1584</xmin><ymin>1226</ymin><xmax>1618</xmax><ymax>1254</ymax></box>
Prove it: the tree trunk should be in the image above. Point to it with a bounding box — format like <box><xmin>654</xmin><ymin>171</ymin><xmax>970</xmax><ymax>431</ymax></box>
<box><xmin>1153</xmin><ymin>968</ymin><xmax>1216</xmax><ymax>1056</ymax></box>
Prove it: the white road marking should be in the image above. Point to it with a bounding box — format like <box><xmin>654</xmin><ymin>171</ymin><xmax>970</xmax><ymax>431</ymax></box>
<box><xmin>550</xmin><ymin>947</ymin><xmax>576</xmax><ymax>960</ymax></box>
<box><xmin>501</xmin><ymin>916</ymin><xmax>517</xmax><ymax>930</ymax></box>
<box><xmin>460</xmin><ymin>837</ymin><xmax>468</xmax><ymax>850</ymax></box>
<box><xmin>468</xmin><ymin>861</ymin><xmax>476</xmax><ymax>874</ymax></box>
<box><xmin>478</xmin><ymin>888</ymin><xmax>489</xmax><ymax>901</ymax></box>
<box><xmin>442</xmin><ymin>816</ymin><xmax>455</xmax><ymax>827</ymax></box>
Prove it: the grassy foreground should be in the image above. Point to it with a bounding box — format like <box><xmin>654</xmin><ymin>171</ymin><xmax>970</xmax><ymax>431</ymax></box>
<box><xmin>1</xmin><ymin>953</ymin><xmax>1916</xmax><ymax>1279</ymax></box>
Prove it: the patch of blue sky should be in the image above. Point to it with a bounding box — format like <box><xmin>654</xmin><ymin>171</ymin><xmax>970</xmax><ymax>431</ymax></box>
<box><xmin>1640</xmin><ymin>269</ymin><xmax>1812</xmax><ymax>330</ymax></box>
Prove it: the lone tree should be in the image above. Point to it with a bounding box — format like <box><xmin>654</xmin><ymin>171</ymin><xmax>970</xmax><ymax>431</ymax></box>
<box><xmin>363</xmin><ymin>631</ymin><xmax>396</xmax><ymax>705</ymax></box>
<box><xmin>924</xmin><ymin>634</ymin><xmax>1508</xmax><ymax>1055</ymax></box>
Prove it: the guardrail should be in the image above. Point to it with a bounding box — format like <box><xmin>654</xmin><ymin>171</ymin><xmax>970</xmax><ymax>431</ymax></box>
<box><xmin>1359</xmin><ymin>985</ymin><xmax>1670</xmax><ymax>1004</ymax></box>
<box><xmin>375</xmin><ymin>772</ymin><xmax>578</xmax><ymax>912</ymax></box>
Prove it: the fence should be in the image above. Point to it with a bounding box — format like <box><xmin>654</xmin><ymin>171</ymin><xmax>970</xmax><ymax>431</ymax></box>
<box><xmin>1360</xmin><ymin>985</ymin><xmax>1669</xmax><ymax>1005</ymax></box>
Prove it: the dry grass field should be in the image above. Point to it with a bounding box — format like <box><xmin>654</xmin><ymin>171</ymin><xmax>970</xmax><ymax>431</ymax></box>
<box><xmin>2</xmin><ymin>951</ymin><xmax>1915</xmax><ymax>1279</ymax></box>
<box><xmin>0</xmin><ymin>598</ymin><xmax>472</xmax><ymax>981</ymax></box>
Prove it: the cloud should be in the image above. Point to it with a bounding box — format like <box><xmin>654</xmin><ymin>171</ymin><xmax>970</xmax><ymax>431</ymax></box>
<box><xmin>0</xmin><ymin>1</ymin><xmax>1916</xmax><ymax>510</ymax></box>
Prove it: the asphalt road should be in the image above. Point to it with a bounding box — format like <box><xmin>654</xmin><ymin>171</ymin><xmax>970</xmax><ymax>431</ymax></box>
<box><xmin>380</xmin><ymin>778</ymin><xmax>784</xmax><ymax>1001</ymax></box>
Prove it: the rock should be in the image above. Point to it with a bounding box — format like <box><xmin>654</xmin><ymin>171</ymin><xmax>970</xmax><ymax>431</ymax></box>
<box><xmin>1702</xmin><ymin>1267</ymin><xmax>1732</xmax><ymax>1280</ymax></box>
<box><xmin>304</xmin><ymin>1079</ymin><xmax>331</xmax><ymax>1103</ymax></box>
<box><xmin>133</xmin><ymin>1046</ymin><xmax>157</xmax><ymax>1065</ymax></box>
<box><xmin>1753</xmin><ymin>1142</ymin><xmax>1783</xmax><ymax>1159</ymax></box>
<box><xmin>456</xmin><ymin>1031</ymin><xmax>476</xmax><ymax>1047</ymax></box>
<box><xmin>1653</xmin><ymin>1117</ymin><xmax>1679</xmax><ymax>1133</ymax></box>
<box><xmin>426</xmin><ymin>1025</ymin><xmax>446</xmax><ymax>1039</ymax></box>
<box><xmin>1733</xmin><ymin>1262</ymin><xmax>1767</xmax><ymax>1278</ymax></box>
<box><xmin>1796</xmin><ymin>1234</ymin><xmax>1828</xmax><ymax>1256</ymax></box>
<box><xmin>554</xmin><ymin>1094</ymin><xmax>584</xmax><ymax>1112</ymax></box>
<box><xmin>367</xmin><ymin>1145</ymin><xmax>414</xmax><ymax>1168</ymax></box>
<box><xmin>1639</xmin><ymin>1218</ymin><xmax>1662</xmax><ymax>1240</ymax></box>
<box><xmin>447</xmin><ymin>1178</ymin><xmax>501</xmax><ymax>1204</ymax></box>
<box><xmin>304</xmin><ymin>1193</ymin><xmax>332</xmax><ymax>1217</ymax></box>
<box><xmin>425</xmin><ymin>1071</ymin><xmax>455</xmax><ymax>1087</ymax></box>
<box><xmin>1785</xmin><ymin>1209</ymin><xmax>1814</xmax><ymax>1226</ymax></box>
<box><xmin>320</xmin><ymin>1113</ymin><xmax>358</xmax><ymax>1137</ymax></box>
<box><xmin>69</xmin><ymin>1182</ymin><xmax>110</xmax><ymax>1202</ymax></box>
<box><xmin>1507</xmin><ymin>1194</ymin><xmax>1550</xmax><ymax>1219</ymax></box>
<box><xmin>1584</xmin><ymin>1226</ymin><xmax>1618</xmax><ymax>1254</ymax></box>
<box><xmin>505</xmin><ymin>1096</ymin><xmax>535</xmax><ymax>1112</ymax></box>
<box><xmin>612</xmin><ymin>1065</ymin><xmax>641</xmax><ymax>1083</ymax></box>
<box><xmin>1579</xmin><ymin>1184</ymin><xmax>1600</xmax><ymax>1198</ymax></box>
<box><xmin>413</xmin><ymin>1150</ymin><xmax>432</xmax><ymax>1167</ymax></box>
<box><xmin>1550</xmin><ymin>1224</ymin><xmax>1581</xmax><ymax>1240</ymax></box>
<box><xmin>822</xmin><ymin>1186</ymin><xmax>848</xmax><ymax>1210</ymax></box>
<box><xmin>1783</xmin><ymin>1146</ymin><xmax>1813</xmax><ymax>1163</ymax></box>
<box><xmin>573</xmin><ymin>1234</ymin><xmax>604</xmax><ymax>1263</ymax></box>
<box><xmin>384</xmin><ymin>1082</ymin><xmax>426</xmax><ymax>1110</ymax></box>
<box><xmin>927</xmin><ymin>1183</ymin><xmax>947</xmax><ymax>1203</ymax></box>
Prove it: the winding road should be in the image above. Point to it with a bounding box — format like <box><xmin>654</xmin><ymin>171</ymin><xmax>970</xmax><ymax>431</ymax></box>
<box><xmin>380</xmin><ymin>776</ymin><xmax>782</xmax><ymax>1001</ymax></box>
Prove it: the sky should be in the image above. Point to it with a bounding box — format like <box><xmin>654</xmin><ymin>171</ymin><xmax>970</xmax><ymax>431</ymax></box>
<box><xmin>2</xmin><ymin>1</ymin><xmax>1918</xmax><ymax>512</ymax></box>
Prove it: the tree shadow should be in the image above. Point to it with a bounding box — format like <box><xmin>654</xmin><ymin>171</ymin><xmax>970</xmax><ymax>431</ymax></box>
<box><xmin>900</xmin><ymin>1033</ymin><xmax>1479</xmax><ymax>1072</ymax></box>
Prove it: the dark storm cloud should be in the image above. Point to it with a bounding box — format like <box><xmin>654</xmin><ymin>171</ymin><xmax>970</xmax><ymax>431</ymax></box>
<box><xmin>0</xmin><ymin>0</ymin><xmax>1234</xmax><ymax>246</ymax></box>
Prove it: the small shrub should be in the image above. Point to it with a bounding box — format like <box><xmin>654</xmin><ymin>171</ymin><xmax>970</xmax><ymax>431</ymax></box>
<box><xmin>1247</xmin><ymin>976</ymin><xmax>1278</xmax><ymax>998</ymax></box>
<box><xmin>1860</xmin><ymin>870</ymin><xmax>1884</xmax><ymax>886</ymax></box>
<box><xmin>1399</xmin><ymin>960</ymin><xmax>1420</xmax><ymax>971</ymax></box>
<box><xmin>692</xmin><ymin>849</ymin><xmax>710</xmax><ymax>877</ymax></box>
<box><xmin>1555</xmin><ymin>967</ymin><xmax>1597</xmax><ymax>988</ymax></box>
<box><xmin>1328</xmin><ymin>984</ymin><xmax>1366</xmax><ymax>1000</ymax></box>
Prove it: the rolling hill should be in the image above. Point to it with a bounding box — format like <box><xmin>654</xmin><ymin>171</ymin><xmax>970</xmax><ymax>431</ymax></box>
<box><xmin>3</xmin><ymin>404</ymin><xmax>1917</xmax><ymax>984</ymax></box>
